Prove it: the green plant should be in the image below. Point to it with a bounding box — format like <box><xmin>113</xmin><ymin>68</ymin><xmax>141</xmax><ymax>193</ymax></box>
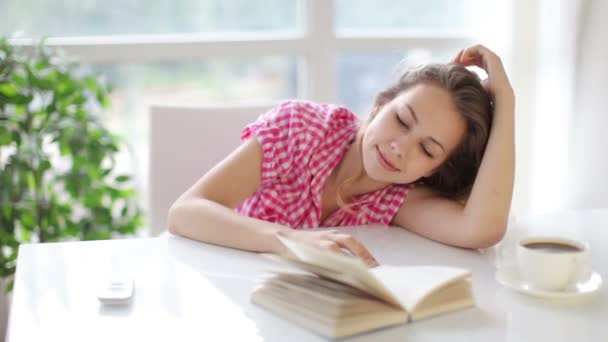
<box><xmin>0</xmin><ymin>38</ymin><xmax>143</xmax><ymax>293</ymax></box>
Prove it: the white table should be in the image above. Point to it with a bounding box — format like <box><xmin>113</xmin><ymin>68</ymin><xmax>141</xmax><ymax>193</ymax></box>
<box><xmin>7</xmin><ymin>209</ymin><xmax>608</xmax><ymax>341</ymax></box>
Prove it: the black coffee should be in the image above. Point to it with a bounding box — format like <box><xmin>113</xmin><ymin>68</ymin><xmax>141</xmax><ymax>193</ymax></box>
<box><xmin>522</xmin><ymin>242</ymin><xmax>582</xmax><ymax>253</ymax></box>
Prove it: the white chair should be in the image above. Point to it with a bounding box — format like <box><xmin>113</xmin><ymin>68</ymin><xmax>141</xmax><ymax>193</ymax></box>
<box><xmin>148</xmin><ymin>104</ymin><xmax>273</xmax><ymax>236</ymax></box>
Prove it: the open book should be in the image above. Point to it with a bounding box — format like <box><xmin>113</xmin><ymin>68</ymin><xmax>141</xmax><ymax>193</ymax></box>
<box><xmin>251</xmin><ymin>235</ymin><xmax>475</xmax><ymax>339</ymax></box>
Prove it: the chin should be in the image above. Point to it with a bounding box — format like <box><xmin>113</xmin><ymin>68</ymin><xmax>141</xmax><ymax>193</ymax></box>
<box><xmin>372</xmin><ymin>169</ymin><xmax>421</xmax><ymax>186</ymax></box>
<box><xmin>362</xmin><ymin>145</ymin><xmax>420</xmax><ymax>184</ymax></box>
<box><xmin>361</xmin><ymin>155</ymin><xmax>383</xmax><ymax>179</ymax></box>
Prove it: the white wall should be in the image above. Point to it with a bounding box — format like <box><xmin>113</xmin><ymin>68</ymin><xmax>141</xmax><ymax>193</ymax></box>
<box><xmin>567</xmin><ymin>0</ymin><xmax>608</xmax><ymax>209</ymax></box>
<box><xmin>508</xmin><ymin>0</ymin><xmax>599</xmax><ymax>215</ymax></box>
<box><xmin>507</xmin><ymin>0</ymin><xmax>539</xmax><ymax>215</ymax></box>
<box><xmin>527</xmin><ymin>0</ymin><xmax>582</xmax><ymax>213</ymax></box>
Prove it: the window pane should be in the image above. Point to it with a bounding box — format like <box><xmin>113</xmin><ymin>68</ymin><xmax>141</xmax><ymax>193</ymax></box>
<box><xmin>336</xmin><ymin>0</ymin><xmax>487</xmax><ymax>32</ymax></box>
<box><xmin>1</xmin><ymin>0</ymin><xmax>298</xmax><ymax>37</ymax></box>
<box><xmin>337</xmin><ymin>50</ymin><xmax>453</xmax><ymax>115</ymax></box>
<box><xmin>90</xmin><ymin>56</ymin><xmax>297</xmax><ymax>207</ymax></box>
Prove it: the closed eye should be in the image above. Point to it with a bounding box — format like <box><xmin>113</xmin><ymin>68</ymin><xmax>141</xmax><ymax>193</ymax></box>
<box><xmin>396</xmin><ymin>113</ymin><xmax>409</xmax><ymax>129</ymax></box>
<box><xmin>397</xmin><ymin>113</ymin><xmax>433</xmax><ymax>158</ymax></box>
<box><xmin>421</xmin><ymin>145</ymin><xmax>433</xmax><ymax>158</ymax></box>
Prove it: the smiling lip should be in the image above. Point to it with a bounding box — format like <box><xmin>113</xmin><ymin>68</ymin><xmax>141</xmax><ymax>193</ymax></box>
<box><xmin>375</xmin><ymin>146</ymin><xmax>399</xmax><ymax>172</ymax></box>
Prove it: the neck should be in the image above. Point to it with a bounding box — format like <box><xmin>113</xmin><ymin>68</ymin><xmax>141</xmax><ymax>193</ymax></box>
<box><xmin>332</xmin><ymin>138</ymin><xmax>390</xmax><ymax>198</ymax></box>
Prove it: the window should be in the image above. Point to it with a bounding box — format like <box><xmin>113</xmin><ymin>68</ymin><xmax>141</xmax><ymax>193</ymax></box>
<box><xmin>336</xmin><ymin>0</ymin><xmax>482</xmax><ymax>33</ymax></box>
<box><xmin>1</xmin><ymin>0</ymin><xmax>299</xmax><ymax>36</ymax></box>
<box><xmin>338</xmin><ymin>49</ymin><xmax>454</xmax><ymax>114</ymax></box>
<box><xmin>3</xmin><ymin>0</ymin><xmax>501</xmax><ymax>231</ymax></box>
<box><xmin>96</xmin><ymin>56</ymin><xmax>298</xmax><ymax>143</ymax></box>
<box><xmin>90</xmin><ymin>57</ymin><xmax>298</xmax><ymax>205</ymax></box>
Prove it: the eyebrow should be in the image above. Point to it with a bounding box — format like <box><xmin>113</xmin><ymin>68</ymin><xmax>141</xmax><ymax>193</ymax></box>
<box><xmin>404</xmin><ymin>104</ymin><xmax>446</xmax><ymax>153</ymax></box>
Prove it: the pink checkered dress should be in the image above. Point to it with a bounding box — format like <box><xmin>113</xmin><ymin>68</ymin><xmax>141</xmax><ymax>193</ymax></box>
<box><xmin>235</xmin><ymin>100</ymin><xmax>411</xmax><ymax>229</ymax></box>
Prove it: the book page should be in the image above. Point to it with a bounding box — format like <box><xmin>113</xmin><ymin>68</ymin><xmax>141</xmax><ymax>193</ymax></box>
<box><xmin>276</xmin><ymin>235</ymin><xmax>405</xmax><ymax>309</ymax></box>
<box><xmin>261</xmin><ymin>273</ymin><xmax>404</xmax><ymax>318</ymax></box>
<box><xmin>370</xmin><ymin>265</ymin><xmax>471</xmax><ymax>313</ymax></box>
<box><xmin>277</xmin><ymin>236</ymin><xmax>472</xmax><ymax>315</ymax></box>
<box><xmin>408</xmin><ymin>281</ymin><xmax>474</xmax><ymax>321</ymax></box>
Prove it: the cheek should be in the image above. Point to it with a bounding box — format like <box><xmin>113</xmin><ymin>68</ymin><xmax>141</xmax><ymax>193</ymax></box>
<box><xmin>361</xmin><ymin>135</ymin><xmax>375</xmax><ymax>170</ymax></box>
<box><xmin>362</xmin><ymin>117</ymin><xmax>393</xmax><ymax>146</ymax></box>
<box><xmin>361</xmin><ymin>124</ymin><xmax>380</xmax><ymax>152</ymax></box>
<box><xmin>398</xmin><ymin>157</ymin><xmax>439</xmax><ymax>182</ymax></box>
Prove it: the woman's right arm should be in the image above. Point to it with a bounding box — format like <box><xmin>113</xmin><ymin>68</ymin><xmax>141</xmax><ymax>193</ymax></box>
<box><xmin>167</xmin><ymin>136</ymin><xmax>379</xmax><ymax>266</ymax></box>
<box><xmin>167</xmin><ymin>137</ymin><xmax>287</xmax><ymax>254</ymax></box>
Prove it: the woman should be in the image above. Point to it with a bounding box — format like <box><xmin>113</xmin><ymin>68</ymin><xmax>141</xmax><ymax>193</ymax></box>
<box><xmin>168</xmin><ymin>44</ymin><xmax>515</xmax><ymax>267</ymax></box>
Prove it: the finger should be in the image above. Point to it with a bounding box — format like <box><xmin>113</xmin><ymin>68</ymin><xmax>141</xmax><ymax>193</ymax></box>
<box><xmin>459</xmin><ymin>45</ymin><xmax>490</xmax><ymax>66</ymax></box>
<box><xmin>458</xmin><ymin>50</ymin><xmax>484</xmax><ymax>68</ymax></box>
<box><xmin>320</xmin><ymin>229</ymin><xmax>340</xmax><ymax>237</ymax></box>
<box><xmin>463</xmin><ymin>45</ymin><xmax>498</xmax><ymax>70</ymax></box>
<box><xmin>332</xmin><ymin>234</ymin><xmax>379</xmax><ymax>266</ymax></box>
<box><xmin>319</xmin><ymin>240</ymin><xmax>348</xmax><ymax>256</ymax></box>
<box><xmin>451</xmin><ymin>49</ymin><xmax>464</xmax><ymax>64</ymax></box>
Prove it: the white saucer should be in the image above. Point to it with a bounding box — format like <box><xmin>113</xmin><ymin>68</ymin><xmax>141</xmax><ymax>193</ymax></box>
<box><xmin>495</xmin><ymin>267</ymin><xmax>603</xmax><ymax>299</ymax></box>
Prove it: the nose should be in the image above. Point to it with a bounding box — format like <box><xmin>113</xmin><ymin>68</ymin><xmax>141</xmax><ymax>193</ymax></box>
<box><xmin>390</xmin><ymin>141</ymin><xmax>401</xmax><ymax>157</ymax></box>
<box><xmin>390</xmin><ymin>138</ymin><xmax>411</xmax><ymax>160</ymax></box>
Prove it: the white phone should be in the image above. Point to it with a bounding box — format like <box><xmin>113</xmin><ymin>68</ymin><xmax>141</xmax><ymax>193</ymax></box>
<box><xmin>97</xmin><ymin>279</ymin><xmax>134</xmax><ymax>305</ymax></box>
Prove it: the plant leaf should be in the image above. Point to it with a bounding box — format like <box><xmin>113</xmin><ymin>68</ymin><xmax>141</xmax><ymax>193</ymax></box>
<box><xmin>0</xmin><ymin>83</ymin><xmax>18</xmax><ymax>96</ymax></box>
<box><xmin>115</xmin><ymin>175</ymin><xmax>130</xmax><ymax>183</ymax></box>
<box><xmin>0</xmin><ymin>126</ymin><xmax>11</xmax><ymax>145</ymax></box>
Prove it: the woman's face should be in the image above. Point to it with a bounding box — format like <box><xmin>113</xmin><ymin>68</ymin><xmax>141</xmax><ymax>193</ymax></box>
<box><xmin>361</xmin><ymin>83</ymin><xmax>466</xmax><ymax>185</ymax></box>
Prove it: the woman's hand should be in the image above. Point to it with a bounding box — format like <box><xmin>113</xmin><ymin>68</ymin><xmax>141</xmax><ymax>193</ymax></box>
<box><xmin>452</xmin><ymin>44</ymin><xmax>514</xmax><ymax>102</ymax></box>
<box><xmin>275</xmin><ymin>229</ymin><xmax>380</xmax><ymax>267</ymax></box>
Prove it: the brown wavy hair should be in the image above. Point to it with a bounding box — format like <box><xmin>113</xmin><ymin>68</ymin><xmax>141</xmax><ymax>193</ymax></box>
<box><xmin>337</xmin><ymin>63</ymin><xmax>492</xmax><ymax>211</ymax></box>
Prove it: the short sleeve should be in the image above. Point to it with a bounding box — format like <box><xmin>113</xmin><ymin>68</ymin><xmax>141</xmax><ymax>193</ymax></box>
<box><xmin>241</xmin><ymin>100</ymin><xmax>326</xmax><ymax>186</ymax></box>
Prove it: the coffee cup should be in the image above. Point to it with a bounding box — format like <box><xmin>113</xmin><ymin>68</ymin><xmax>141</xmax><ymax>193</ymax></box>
<box><xmin>516</xmin><ymin>236</ymin><xmax>591</xmax><ymax>291</ymax></box>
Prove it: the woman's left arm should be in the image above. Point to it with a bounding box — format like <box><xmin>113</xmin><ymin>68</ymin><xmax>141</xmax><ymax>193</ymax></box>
<box><xmin>392</xmin><ymin>44</ymin><xmax>515</xmax><ymax>248</ymax></box>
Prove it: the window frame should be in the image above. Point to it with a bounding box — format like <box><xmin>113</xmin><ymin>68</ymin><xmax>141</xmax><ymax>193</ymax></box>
<box><xmin>9</xmin><ymin>0</ymin><xmax>474</xmax><ymax>105</ymax></box>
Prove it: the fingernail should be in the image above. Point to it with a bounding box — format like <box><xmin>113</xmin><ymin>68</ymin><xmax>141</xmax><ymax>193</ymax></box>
<box><xmin>366</xmin><ymin>258</ymin><xmax>379</xmax><ymax>267</ymax></box>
